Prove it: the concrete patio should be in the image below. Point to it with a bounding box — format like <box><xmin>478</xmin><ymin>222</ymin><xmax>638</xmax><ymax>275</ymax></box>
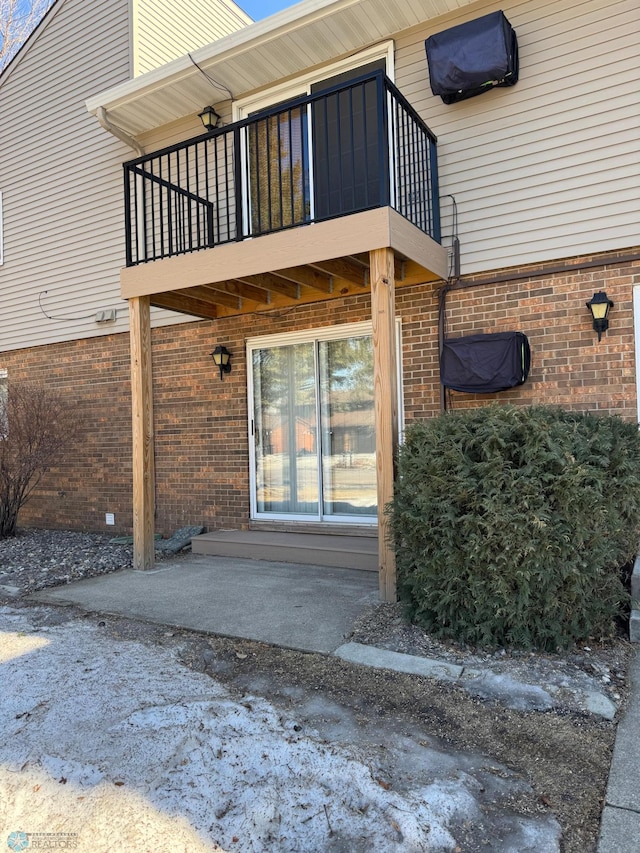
<box><xmin>31</xmin><ymin>554</ymin><xmax>379</xmax><ymax>654</ymax></box>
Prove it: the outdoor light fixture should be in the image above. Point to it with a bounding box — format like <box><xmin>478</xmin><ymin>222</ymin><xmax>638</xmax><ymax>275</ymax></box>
<box><xmin>210</xmin><ymin>344</ymin><xmax>232</xmax><ymax>380</ymax></box>
<box><xmin>198</xmin><ymin>106</ymin><xmax>221</xmax><ymax>132</ymax></box>
<box><xmin>586</xmin><ymin>291</ymin><xmax>614</xmax><ymax>343</ymax></box>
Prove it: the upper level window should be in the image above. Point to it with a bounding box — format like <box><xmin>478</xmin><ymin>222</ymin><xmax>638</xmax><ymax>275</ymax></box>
<box><xmin>233</xmin><ymin>42</ymin><xmax>394</xmax><ymax>120</ymax></box>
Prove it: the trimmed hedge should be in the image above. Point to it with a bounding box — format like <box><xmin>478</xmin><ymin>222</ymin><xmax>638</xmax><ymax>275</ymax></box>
<box><xmin>390</xmin><ymin>405</ymin><xmax>640</xmax><ymax>650</ymax></box>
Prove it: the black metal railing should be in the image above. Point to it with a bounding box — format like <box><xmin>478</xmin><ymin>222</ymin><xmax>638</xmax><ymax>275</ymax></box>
<box><xmin>123</xmin><ymin>70</ymin><xmax>440</xmax><ymax>267</ymax></box>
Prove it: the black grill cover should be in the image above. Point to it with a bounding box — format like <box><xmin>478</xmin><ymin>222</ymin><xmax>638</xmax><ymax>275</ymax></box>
<box><xmin>425</xmin><ymin>11</ymin><xmax>519</xmax><ymax>104</ymax></box>
<box><xmin>440</xmin><ymin>332</ymin><xmax>531</xmax><ymax>394</ymax></box>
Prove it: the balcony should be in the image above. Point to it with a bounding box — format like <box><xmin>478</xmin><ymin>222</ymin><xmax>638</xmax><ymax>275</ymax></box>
<box><xmin>120</xmin><ymin>70</ymin><xmax>447</xmax><ymax>319</ymax></box>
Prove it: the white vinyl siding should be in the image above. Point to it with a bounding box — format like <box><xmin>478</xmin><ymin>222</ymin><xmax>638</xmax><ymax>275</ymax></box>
<box><xmin>135</xmin><ymin>0</ymin><xmax>639</xmax><ymax>279</ymax></box>
<box><xmin>0</xmin><ymin>0</ymin><xmax>190</xmax><ymax>354</ymax></box>
<box><xmin>133</xmin><ymin>0</ymin><xmax>251</xmax><ymax>76</ymax></box>
<box><xmin>0</xmin><ymin>192</ymin><xmax>4</xmax><ymax>266</ymax></box>
<box><xmin>394</xmin><ymin>0</ymin><xmax>640</xmax><ymax>275</ymax></box>
<box><xmin>0</xmin><ymin>0</ymin><xmax>132</xmax><ymax>352</ymax></box>
<box><xmin>2</xmin><ymin>0</ymin><xmax>637</xmax><ymax>357</ymax></box>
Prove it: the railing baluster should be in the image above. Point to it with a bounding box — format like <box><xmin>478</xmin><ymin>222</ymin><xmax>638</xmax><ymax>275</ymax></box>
<box><xmin>234</xmin><ymin>126</ymin><xmax>244</xmax><ymax>241</ymax></box>
<box><xmin>216</xmin><ymin>136</ymin><xmax>222</xmax><ymax>244</ymax></box>
<box><xmin>320</xmin><ymin>96</ymin><xmax>329</xmax><ymax>220</ymax></box>
<box><xmin>124</xmin><ymin>166</ymin><xmax>133</xmax><ymax>267</ymax></box>
<box><xmin>265</xmin><ymin>117</ymin><xmax>273</xmax><ymax>232</ymax></box>
<box><xmin>348</xmin><ymin>85</ymin><xmax>356</xmax><ymax>211</ymax></box>
<box><xmin>302</xmin><ymin>105</ymin><xmax>310</xmax><ymax>221</ymax></box>
<box><xmin>377</xmin><ymin>75</ymin><xmax>389</xmax><ymax>208</ymax></box>
<box><xmin>388</xmin><ymin>94</ymin><xmax>397</xmax><ymax>212</ymax></box>
<box><xmin>288</xmin><ymin>109</ymin><xmax>294</xmax><ymax>225</ymax></box>
<box><xmin>123</xmin><ymin>70</ymin><xmax>440</xmax><ymax>266</ymax></box>
<box><xmin>409</xmin><ymin>113</ymin><xmax>417</xmax><ymax>227</ymax></box>
<box><xmin>430</xmin><ymin>137</ymin><xmax>440</xmax><ymax>241</ymax></box>
<box><xmin>276</xmin><ymin>112</ymin><xmax>283</xmax><ymax>229</ymax></box>
<box><xmin>194</xmin><ymin>143</ymin><xmax>200</xmax><ymax>249</ymax></box>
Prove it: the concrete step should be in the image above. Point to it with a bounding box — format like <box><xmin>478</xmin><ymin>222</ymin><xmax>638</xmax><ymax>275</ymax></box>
<box><xmin>191</xmin><ymin>530</ymin><xmax>378</xmax><ymax>572</ymax></box>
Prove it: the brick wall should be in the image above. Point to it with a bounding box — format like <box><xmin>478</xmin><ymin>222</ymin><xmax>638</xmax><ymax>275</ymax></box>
<box><xmin>2</xmin><ymin>249</ymin><xmax>637</xmax><ymax>535</ymax></box>
<box><xmin>400</xmin><ymin>250</ymin><xmax>640</xmax><ymax>421</ymax></box>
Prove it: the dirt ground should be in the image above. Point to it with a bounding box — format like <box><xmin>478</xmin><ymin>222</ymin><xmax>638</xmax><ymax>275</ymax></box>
<box><xmin>4</xmin><ymin>597</ymin><xmax>625</xmax><ymax>853</ymax></box>
<box><xmin>177</xmin><ymin>630</ymin><xmax>624</xmax><ymax>853</ymax></box>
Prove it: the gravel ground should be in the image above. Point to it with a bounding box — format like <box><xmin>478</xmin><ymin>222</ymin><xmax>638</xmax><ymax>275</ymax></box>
<box><xmin>0</xmin><ymin>528</ymin><xmax>632</xmax><ymax>852</ymax></box>
<box><xmin>0</xmin><ymin>529</ymin><xmax>135</xmax><ymax>593</ymax></box>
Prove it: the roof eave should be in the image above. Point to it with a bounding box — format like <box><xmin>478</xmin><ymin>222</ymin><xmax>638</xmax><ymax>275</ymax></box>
<box><xmin>85</xmin><ymin>0</ymin><xmax>478</xmax><ymax>136</ymax></box>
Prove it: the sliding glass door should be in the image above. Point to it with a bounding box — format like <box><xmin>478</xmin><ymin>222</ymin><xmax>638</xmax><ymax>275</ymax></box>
<box><xmin>250</xmin><ymin>326</ymin><xmax>382</xmax><ymax>523</ymax></box>
<box><xmin>318</xmin><ymin>336</ymin><xmax>376</xmax><ymax>518</ymax></box>
<box><xmin>251</xmin><ymin>341</ymin><xmax>319</xmax><ymax>515</ymax></box>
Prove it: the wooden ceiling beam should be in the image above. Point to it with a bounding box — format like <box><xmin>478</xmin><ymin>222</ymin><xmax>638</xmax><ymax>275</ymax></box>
<box><xmin>150</xmin><ymin>292</ymin><xmax>219</xmax><ymax>320</ymax></box>
<box><xmin>234</xmin><ymin>273</ymin><xmax>300</xmax><ymax>300</ymax></box>
<box><xmin>213</xmin><ymin>280</ymin><xmax>269</xmax><ymax>304</ymax></box>
<box><xmin>352</xmin><ymin>252</ymin><xmax>405</xmax><ymax>283</ymax></box>
<box><xmin>274</xmin><ymin>265</ymin><xmax>333</xmax><ymax>293</ymax></box>
<box><xmin>175</xmin><ymin>286</ymin><xmax>240</xmax><ymax>310</ymax></box>
<box><xmin>309</xmin><ymin>257</ymin><xmax>368</xmax><ymax>286</ymax></box>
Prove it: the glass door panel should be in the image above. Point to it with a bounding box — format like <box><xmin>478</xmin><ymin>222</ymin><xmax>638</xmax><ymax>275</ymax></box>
<box><xmin>252</xmin><ymin>342</ymin><xmax>318</xmax><ymax>515</ymax></box>
<box><xmin>250</xmin><ymin>331</ymin><xmax>379</xmax><ymax>522</ymax></box>
<box><xmin>319</xmin><ymin>336</ymin><xmax>376</xmax><ymax>518</ymax></box>
<box><xmin>248</xmin><ymin>105</ymin><xmax>310</xmax><ymax>236</ymax></box>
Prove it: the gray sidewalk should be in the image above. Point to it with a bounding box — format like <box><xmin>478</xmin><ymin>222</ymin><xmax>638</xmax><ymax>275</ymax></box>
<box><xmin>598</xmin><ymin>650</ymin><xmax>640</xmax><ymax>852</ymax></box>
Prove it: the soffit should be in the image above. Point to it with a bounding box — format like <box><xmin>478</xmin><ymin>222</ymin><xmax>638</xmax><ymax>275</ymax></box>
<box><xmin>86</xmin><ymin>0</ymin><xmax>478</xmax><ymax>136</ymax></box>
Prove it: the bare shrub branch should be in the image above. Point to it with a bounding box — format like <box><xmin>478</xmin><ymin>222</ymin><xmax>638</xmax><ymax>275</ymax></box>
<box><xmin>0</xmin><ymin>381</ymin><xmax>81</xmax><ymax>537</ymax></box>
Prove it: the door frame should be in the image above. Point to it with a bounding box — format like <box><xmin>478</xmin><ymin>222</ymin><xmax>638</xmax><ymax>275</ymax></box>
<box><xmin>246</xmin><ymin>319</ymin><xmax>403</xmax><ymax>525</ymax></box>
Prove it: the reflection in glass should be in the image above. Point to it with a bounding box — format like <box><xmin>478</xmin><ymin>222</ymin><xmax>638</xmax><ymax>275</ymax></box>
<box><xmin>248</xmin><ymin>106</ymin><xmax>309</xmax><ymax>236</ymax></box>
<box><xmin>252</xmin><ymin>335</ymin><xmax>377</xmax><ymax>520</ymax></box>
<box><xmin>253</xmin><ymin>343</ymin><xmax>318</xmax><ymax>514</ymax></box>
<box><xmin>319</xmin><ymin>336</ymin><xmax>376</xmax><ymax>517</ymax></box>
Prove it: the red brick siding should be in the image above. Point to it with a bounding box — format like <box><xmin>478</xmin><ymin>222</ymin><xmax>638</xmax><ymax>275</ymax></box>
<box><xmin>2</xmin><ymin>250</ymin><xmax>638</xmax><ymax>535</ymax></box>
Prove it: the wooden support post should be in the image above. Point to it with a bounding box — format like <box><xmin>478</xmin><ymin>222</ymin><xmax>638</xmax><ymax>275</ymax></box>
<box><xmin>129</xmin><ymin>295</ymin><xmax>155</xmax><ymax>571</ymax></box>
<box><xmin>370</xmin><ymin>247</ymin><xmax>398</xmax><ymax>602</ymax></box>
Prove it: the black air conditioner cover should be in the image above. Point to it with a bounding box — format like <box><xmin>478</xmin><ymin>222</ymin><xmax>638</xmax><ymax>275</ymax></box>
<box><xmin>440</xmin><ymin>331</ymin><xmax>531</xmax><ymax>394</ymax></box>
<box><xmin>425</xmin><ymin>10</ymin><xmax>519</xmax><ymax>104</ymax></box>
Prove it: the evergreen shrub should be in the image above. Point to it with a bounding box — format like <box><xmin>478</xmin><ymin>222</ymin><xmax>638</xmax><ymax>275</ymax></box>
<box><xmin>390</xmin><ymin>404</ymin><xmax>640</xmax><ymax>650</ymax></box>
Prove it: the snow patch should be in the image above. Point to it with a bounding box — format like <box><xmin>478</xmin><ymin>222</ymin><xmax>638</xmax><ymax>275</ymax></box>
<box><xmin>0</xmin><ymin>607</ymin><xmax>561</xmax><ymax>852</ymax></box>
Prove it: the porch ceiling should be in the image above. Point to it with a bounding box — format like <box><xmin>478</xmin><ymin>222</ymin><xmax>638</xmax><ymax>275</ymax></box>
<box><xmin>86</xmin><ymin>0</ymin><xmax>478</xmax><ymax>138</ymax></box>
<box><xmin>121</xmin><ymin>207</ymin><xmax>448</xmax><ymax>320</ymax></box>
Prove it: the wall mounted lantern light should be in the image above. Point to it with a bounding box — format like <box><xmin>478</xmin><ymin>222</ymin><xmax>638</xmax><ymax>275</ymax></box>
<box><xmin>586</xmin><ymin>291</ymin><xmax>614</xmax><ymax>343</ymax></box>
<box><xmin>198</xmin><ymin>106</ymin><xmax>221</xmax><ymax>132</ymax></box>
<box><xmin>210</xmin><ymin>344</ymin><xmax>232</xmax><ymax>380</ymax></box>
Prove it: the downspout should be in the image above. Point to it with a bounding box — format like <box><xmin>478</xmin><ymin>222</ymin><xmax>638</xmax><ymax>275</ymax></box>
<box><xmin>95</xmin><ymin>106</ymin><xmax>145</xmax><ymax>156</ymax></box>
<box><xmin>438</xmin><ymin>282</ymin><xmax>451</xmax><ymax>413</ymax></box>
